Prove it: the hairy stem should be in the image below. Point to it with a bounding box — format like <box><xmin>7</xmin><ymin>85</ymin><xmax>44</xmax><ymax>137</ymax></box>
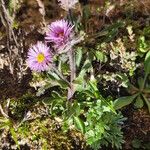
<box><xmin>68</xmin><ymin>49</ymin><xmax>76</xmax><ymax>83</ymax></box>
<box><xmin>67</xmin><ymin>49</ymin><xmax>76</xmax><ymax>100</ymax></box>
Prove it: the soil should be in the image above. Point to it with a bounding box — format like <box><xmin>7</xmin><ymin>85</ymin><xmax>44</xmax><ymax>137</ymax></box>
<box><xmin>0</xmin><ymin>67</ymin><xmax>32</xmax><ymax>100</ymax></box>
<box><xmin>122</xmin><ymin>106</ymin><xmax>150</xmax><ymax>149</ymax></box>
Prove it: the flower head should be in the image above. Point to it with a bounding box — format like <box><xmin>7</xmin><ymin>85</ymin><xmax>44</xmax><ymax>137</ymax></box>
<box><xmin>45</xmin><ymin>19</ymin><xmax>74</xmax><ymax>47</ymax></box>
<box><xmin>27</xmin><ymin>42</ymin><xmax>52</xmax><ymax>72</ymax></box>
<box><xmin>58</xmin><ymin>0</ymin><xmax>78</xmax><ymax>11</ymax></box>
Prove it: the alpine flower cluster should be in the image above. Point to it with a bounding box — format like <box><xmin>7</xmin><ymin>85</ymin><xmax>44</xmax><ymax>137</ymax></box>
<box><xmin>27</xmin><ymin>19</ymin><xmax>74</xmax><ymax>72</ymax></box>
<box><xmin>26</xmin><ymin>0</ymin><xmax>79</xmax><ymax>72</ymax></box>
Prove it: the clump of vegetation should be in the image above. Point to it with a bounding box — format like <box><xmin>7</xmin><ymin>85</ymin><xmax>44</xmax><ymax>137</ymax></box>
<box><xmin>0</xmin><ymin>95</ymin><xmax>86</xmax><ymax>149</ymax></box>
<box><xmin>0</xmin><ymin>0</ymin><xmax>150</xmax><ymax>149</ymax></box>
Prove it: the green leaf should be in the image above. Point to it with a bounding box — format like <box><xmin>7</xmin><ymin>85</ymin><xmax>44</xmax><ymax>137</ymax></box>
<box><xmin>42</xmin><ymin>91</ymin><xmax>65</xmax><ymax>114</ymax></box>
<box><xmin>89</xmin><ymin>80</ymin><xmax>98</xmax><ymax>92</ymax></box>
<box><xmin>73</xmin><ymin>102</ymin><xmax>81</xmax><ymax>116</ymax></box>
<box><xmin>73</xmin><ymin>116</ymin><xmax>85</xmax><ymax>134</ymax></box>
<box><xmin>8</xmin><ymin>0</ymin><xmax>17</xmax><ymax>16</ymax></box>
<box><xmin>77</xmin><ymin>58</ymin><xmax>92</xmax><ymax>79</ymax></box>
<box><xmin>47</xmin><ymin>71</ymin><xmax>60</xmax><ymax>80</ymax></box>
<box><xmin>95</xmin><ymin>51</ymin><xmax>107</xmax><ymax>63</ymax></box>
<box><xmin>134</xmin><ymin>95</ymin><xmax>144</xmax><ymax>108</ymax></box>
<box><xmin>144</xmin><ymin>51</ymin><xmax>150</xmax><ymax>74</ymax></box>
<box><xmin>10</xmin><ymin>128</ymin><xmax>19</xmax><ymax>149</ymax></box>
<box><xmin>114</xmin><ymin>94</ymin><xmax>138</xmax><ymax>110</ymax></box>
<box><xmin>103</xmin><ymin>21</ymin><xmax>124</xmax><ymax>42</ymax></box>
<box><xmin>81</xmin><ymin>59</ymin><xmax>92</xmax><ymax>72</ymax></box>
<box><xmin>76</xmin><ymin>47</ymin><xmax>83</xmax><ymax>67</ymax></box>
<box><xmin>142</xmin><ymin>94</ymin><xmax>150</xmax><ymax>113</ymax></box>
<box><xmin>89</xmin><ymin>81</ymin><xmax>99</xmax><ymax>98</ymax></box>
<box><xmin>143</xmin><ymin>88</ymin><xmax>150</xmax><ymax>93</ymax></box>
<box><xmin>83</xmin><ymin>90</ymin><xmax>95</xmax><ymax>98</ymax></box>
<box><xmin>57</xmin><ymin>79</ymin><xmax>69</xmax><ymax>89</ymax></box>
<box><xmin>138</xmin><ymin>77</ymin><xmax>144</xmax><ymax>90</ymax></box>
<box><xmin>51</xmin><ymin>91</ymin><xmax>61</xmax><ymax>98</ymax></box>
<box><xmin>116</xmin><ymin>73</ymin><xmax>129</xmax><ymax>88</ymax></box>
<box><xmin>0</xmin><ymin>118</ymin><xmax>11</xmax><ymax>129</ymax></box>
<box><xmin>0</xmin><ymin>117</ymin><xmax>10</xmax><ymax>123</ymax></box>
<box><xmin>138</xmin><ymin>36</ymin><xmax>148</xmax><ymax>53</ymax></box>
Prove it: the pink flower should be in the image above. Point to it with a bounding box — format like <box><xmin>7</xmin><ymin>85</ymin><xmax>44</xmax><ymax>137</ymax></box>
<box><xmin>58</xmin><ymin>0</ymin><xmax>78</xmax><ymax>11</ymax></box>
<box><xmin>27</xmin><ymin>42</ymin><xmax>52</xmax><ymax>72</ymax></box>
<box><xmin>45</xmin><ymin>19</ymin><xmax>74</xmax><ymax>47</ymax></box>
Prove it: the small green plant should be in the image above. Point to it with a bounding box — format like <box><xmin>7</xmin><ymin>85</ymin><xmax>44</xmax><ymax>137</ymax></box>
<box><xmin>24</xmin><ymin>2</ymin><xmax>128</xmax><ymax>149</ymax></box>
<box><xmin>42</xmin><ymin>73</ymin><xmax>125</xmax><ymax>149</ymax></box>
<box><xmin>114</xmin><ymin>51</ymin><xmax>150</xmax><ymax>112</ymax></box>
<box><xmin>84</xmin><ymin>99</ymin><xmax>125</xmax><ymax>150</ymax></box>
<box><xmin>138</xmin><ymin>36</ymin><xmax>149</xmax><ymax>53</ymax></box>
<box><xmin>0</xmin><ymin>107</ymin><xmax>20</xmax><ymax>148</ymax></box>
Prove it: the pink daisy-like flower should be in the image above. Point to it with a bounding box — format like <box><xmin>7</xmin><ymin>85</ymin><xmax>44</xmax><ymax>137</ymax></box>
<box><xmin>45</xmin><ymin>19</ymin><xmax>74</xmax><ymax>47</ymax></box>
<box><xmin>27</xmin><ymin>42</ymin><xmax>52</xmax><ymax>72</ymax></box>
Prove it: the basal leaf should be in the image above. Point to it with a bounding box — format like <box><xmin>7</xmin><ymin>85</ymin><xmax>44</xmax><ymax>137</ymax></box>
<box><xmin>142</xmin><ymin>94</ymin><xmax>150</xmax><ymax>113</ymax></box>
<box><xmin>144</xmin><ymin>51</ymin><xmax>150</xmax><ymax>74</ymax></box>
<box><xmin>114</xmin><ymin>94</ymin><xmax>138</xmax><ymax>110</ymax></box>
<box><xmin>134</xmin><ymin>95</ymin><xmax>144</xmax><ymax>108</ymax></box>
<box><xmin>73</xmin><ymin>116</ymin><xmax>85</xmax><ymax>134</ymax></box>
<box><xmin>138</xmin><ymin>77</ymin><xmax>144</xmax><ymax>90</ymax></box>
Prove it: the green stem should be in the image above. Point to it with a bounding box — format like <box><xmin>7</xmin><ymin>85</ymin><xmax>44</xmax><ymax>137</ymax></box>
<box><xmin>68</xmin><ymin>49</ymin><xmax>76</xmax><ymax>83</ymax></box>
<box><xmin>67</xmin><ymin>49</ymin><xmax>76</xmax><ymax>100</ymax></box>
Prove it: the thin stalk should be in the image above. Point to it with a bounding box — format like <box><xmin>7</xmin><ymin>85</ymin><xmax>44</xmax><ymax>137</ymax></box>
<box><xmin>68</xmin><ymin>49</ymin><xmax>76</xmax><ymax>82</ymax></box>
<box><xmin>67</xmin><ymin>49</ymin><xmax>76</xmax><ymax>100</ymax></box>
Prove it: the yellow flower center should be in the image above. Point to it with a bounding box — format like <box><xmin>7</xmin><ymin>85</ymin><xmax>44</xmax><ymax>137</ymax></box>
<box><xmin>37</xmin><ymin>53</ymin><xmax>45</xmax><ymax>63</ymax></box>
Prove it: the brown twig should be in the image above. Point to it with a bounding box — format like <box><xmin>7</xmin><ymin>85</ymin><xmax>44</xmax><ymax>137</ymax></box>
<box><xmin>0</xmin><ymin>0</ymin><xmax>18</xmax><ymax>47</ymax></box>
<box><xmin>0</xmin><ymin>103</ymin><xmax>9</xmax><ymax>119</ymax></box>
<box><xmin>0</xmin><ymin>0</ymin><xmax>19</xmax><ymax>75</ymax></box>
